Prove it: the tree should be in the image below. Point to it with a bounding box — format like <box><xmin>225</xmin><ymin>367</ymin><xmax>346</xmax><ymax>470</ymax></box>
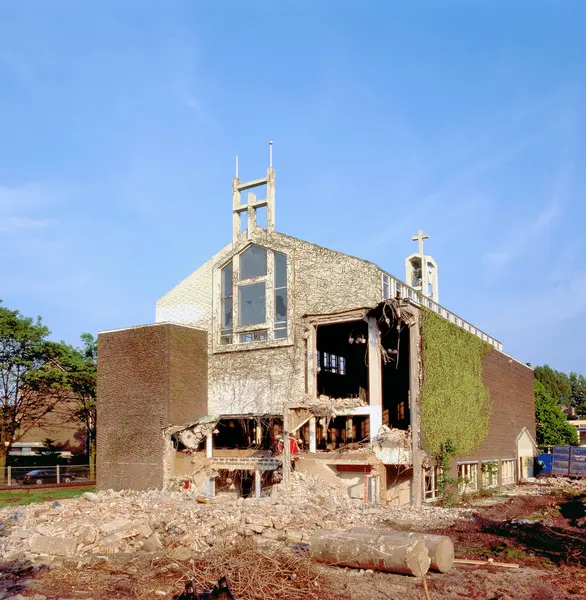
<box><xmin>533</xmin><ymin>365</ymin><xmax>572</xmax><ymax>406</ymax></box>
<box><xmin>46</xmin><ymin>334</ymin><xmax>97</xmax><ymax>479</ymax></box>
<box><xmin>0</xmin><ymin>302</ymin><xmax>62</xmax><ymax>476</ymax></box>
<box><xmin>38</xmin><ymin>437</ymin><xmax>61</xmax><ymax>459</ymax></box>
<box><xmin>534</xmin><ymin>380</ymin><xmax>578</xmax><ymax>446</ymax></box>
<box><xmin>569</xmin><ymin>371</ymin><xmax>586</xmax><ymax>417</ymax></box>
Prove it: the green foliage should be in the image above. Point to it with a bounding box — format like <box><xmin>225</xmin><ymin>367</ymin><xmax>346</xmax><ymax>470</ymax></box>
<box><xmin>534</xmin><ymin>380</ymin><xmax>578</xmax><ymax>446</ymax></box>
<box><xmin>420</xmin><ymin>309</ymin><xmax>492</xmax><ymax>458</ymax></box>
<box><xmin>0</xmin><ymin>486</ymin><xmax>95</xmax><ymax>508</ymax></box>
<box><xmin>436</xmin><ymin>441</ymin><xmax>460</xmax><ymax>506</ymax></box>
<box><xmin>45</xmin><ymin>334</ymin><xmax>97</xmax><ymax>472</ymax></box>
<box><xmin>534</xmin><ymin>365</ymin><xmax>572</xmax><ymax>406</ymax></box>
<box><xmin>569</xmin><ymin>371</ymin><xmax>586</xmax><ymax>416</ymax></box>
<box><xmin>532</xmin><ymin>364</ymin><xmax>586</xmax><ymax>419</ymax></box>
<box><xmin>0</xmin><ymin>301</ymin><xmax>62</xmax><ymax>467</ymax></box>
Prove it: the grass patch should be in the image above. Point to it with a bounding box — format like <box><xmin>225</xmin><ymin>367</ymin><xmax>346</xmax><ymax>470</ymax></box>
<box><xmin>0</xmin><ymin>486</ymin><xmax>95</xmax><ymax>508</ymax></box>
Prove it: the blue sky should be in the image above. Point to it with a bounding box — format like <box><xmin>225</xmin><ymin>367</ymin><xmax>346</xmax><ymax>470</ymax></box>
<box><xmin>1</xmin><ymin>1</ymin><xmax>585</xmax><ymax>372</ymax></box>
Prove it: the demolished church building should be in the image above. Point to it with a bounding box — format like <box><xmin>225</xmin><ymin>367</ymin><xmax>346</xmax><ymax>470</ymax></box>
<box><xmin>97</xmin><ymin>151</ymin><xmax>536</xmax><ymax>505</ymax></box>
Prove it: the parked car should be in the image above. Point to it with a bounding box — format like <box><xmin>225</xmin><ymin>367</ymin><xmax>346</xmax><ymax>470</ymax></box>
<box><xmin>21</xmin><ymin>469</ymin><xmax>75</xmax><ymax>485</ymax></box>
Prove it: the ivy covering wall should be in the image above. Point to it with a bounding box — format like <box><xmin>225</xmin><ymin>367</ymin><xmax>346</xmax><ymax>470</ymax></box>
<box><xmin>420</xmin><ymin>309</ymin><xmax>493</xmax><ymax>458</ymax></box>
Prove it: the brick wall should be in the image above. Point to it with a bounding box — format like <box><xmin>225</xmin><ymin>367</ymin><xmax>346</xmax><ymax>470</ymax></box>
<box><xmin>168</xmin><ymin>325</ymin><xmax>208</xmax><ymax>425</ymax></box>
<box><xmin>97</xmin><ymin>323</ymin><xmax>208</xmax><ymax>491</ymax></box>
<box><xmin>456</xmin><ymin>349</ymin><xmax>535</xmax><ymax>466</ymax></box>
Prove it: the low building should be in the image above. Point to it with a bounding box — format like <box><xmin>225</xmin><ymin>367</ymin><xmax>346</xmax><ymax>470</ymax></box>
<box><xmin>97</xmin><ymin>153</ymin><xmax>536</xmax><ymax>504</ymax></box>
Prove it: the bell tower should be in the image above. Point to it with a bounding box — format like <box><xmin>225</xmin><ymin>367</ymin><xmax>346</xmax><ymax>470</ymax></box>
<box><xmin>405</xmin><ymin>229</ymin><xmax>439</xmax><ymax>303</ymax></box>
<box><xmin>232</xmin><ymin>142</ymin><xmax>276</xmax><ymax>242</ymax></box>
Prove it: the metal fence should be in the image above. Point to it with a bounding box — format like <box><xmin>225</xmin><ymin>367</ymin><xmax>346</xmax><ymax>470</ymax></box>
<box><xmin>1</xmin><ymin>464</ymin><xmax>94</xmax><ymax>488</ymax></box>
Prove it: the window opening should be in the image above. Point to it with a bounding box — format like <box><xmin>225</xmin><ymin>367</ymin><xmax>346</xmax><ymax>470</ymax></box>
<box><xmin>239</xmin><ymin>330</ymin><xmax>268</xmax><ymax>343</ymax></box>
<box><xmin>239</xmin><ymin>244</ymin><xmax>267</xmax><ymax>280</ymax></box>
<box><xmin>274</xmin><ymin>251</ymin><xmax>287</xmax><ymax>339</ymax></box>
<box><xmin>220</xmin><ymin>262</ymin><xmax>233</xmax><ymax>345</ymax></box>
<box><xmin>482</xmin><ymin>461</ymin><xmax>498</xmax><ymax>488</ymax></box>
<box><xmin>319</xmin><ymin>352</ymin><xmax>347</xmax><ymax>375</ymax></box>
<box><xmin>219</xmin><ymin>245</ymin><xmax>289</xmax><ymax>346</ymax></box>
<box><xmin>501</xmin><ymin>459</ymin><xmax>515</xmax><ymax>485</ymax></box>
<box><xmin>382</xmin><ymin>274</ymin><xmax>390</xmax><ymax>300</ymax></box>
<box><xmin>239</xmin><ymin>282</ymin><xmax>266</xmax><ymax>326</ymax></box>
<box><xmin>458</xmin><ymin>462</ymin><xmax>479</xmax><ymax>493</ymax></box>
<box><xmin>424</xmin><ymin>466</ymin><xmax>441</xmax><ymax>500</ymax></box>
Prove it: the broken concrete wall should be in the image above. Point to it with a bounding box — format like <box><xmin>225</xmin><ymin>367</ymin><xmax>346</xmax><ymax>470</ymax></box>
<box><xmin>97</xmin><ymin>323</ymin><xmax>208</xmax><ymax>491</ymax></box>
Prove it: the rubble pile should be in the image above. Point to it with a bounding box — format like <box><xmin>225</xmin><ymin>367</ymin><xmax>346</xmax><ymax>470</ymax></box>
<box><xmin>0</xmin><ymin>473</ymin><xmax>470</xmax><ymax>564</ymax></box>
<box><xmin>500</xmin><ymin>477</ymin><xmax>586</xmax><ymax>497</ymax></box>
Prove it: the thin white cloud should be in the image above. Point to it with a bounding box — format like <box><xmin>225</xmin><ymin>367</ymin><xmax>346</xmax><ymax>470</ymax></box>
<box><xmin>0</xmin><ymin>182</ymin><xmax>51</xmax><ymax>211</ymax></box>
<box><xmin>483</xmin><ymin>199</ymin><xmax>562</xmax><ymax>268</ymax></box>
<box><xmin>0</xmin><ymin>183</ymin><xmax>56</xmax><ymax>233</ymax></box>
<box><xmin>0</xmin><ymin>216</ymin><xmax>53</xmax><ymax>233</ymax></box>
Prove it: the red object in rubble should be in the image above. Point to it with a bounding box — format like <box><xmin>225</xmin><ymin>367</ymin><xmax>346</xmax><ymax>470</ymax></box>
<box><xmin>183</xmin><ymin>480</ymin><xmax>190</xmax><ymax>490</ymax></box>
<box><xmin>277</xmin><ymin>437</ymin><xmax>300</xmax><ymax>455</ymax></box>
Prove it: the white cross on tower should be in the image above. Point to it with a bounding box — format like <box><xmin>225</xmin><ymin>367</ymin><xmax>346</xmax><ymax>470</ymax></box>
<box><xmin>412</xmin><ymin>229</ymin><xmax>429</xmax><ymax>257</ymax></box>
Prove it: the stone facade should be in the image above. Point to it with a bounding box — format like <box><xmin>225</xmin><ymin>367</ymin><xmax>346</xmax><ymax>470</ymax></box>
<box><xmin>157</xmin><ymin>228</ymin><xmax>380</xmax><ymax>416</ymax></box>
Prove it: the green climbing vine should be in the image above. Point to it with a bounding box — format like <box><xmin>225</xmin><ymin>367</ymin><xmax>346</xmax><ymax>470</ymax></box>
<box><xmin>420</xmin><ymin>309</ymin><xmax>493</xmax><ymax>460</ymax></box>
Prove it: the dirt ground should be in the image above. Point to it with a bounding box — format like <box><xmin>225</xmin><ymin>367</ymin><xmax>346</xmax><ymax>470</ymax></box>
<box><xmin>1</xmin><ymin>482</ymin><xmax>586</xmax><ymax>600</ymax></box>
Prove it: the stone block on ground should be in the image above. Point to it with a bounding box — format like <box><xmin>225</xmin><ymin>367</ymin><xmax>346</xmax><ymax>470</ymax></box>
<box><xmin>99</xmin><ymin>518</ymin><xmax>132</xmax><ymax>536</ymax></box>
<box><xmin>30</xmin><ymin>535</ymin><xmax>76</xmax><ymax>557</ymax></box>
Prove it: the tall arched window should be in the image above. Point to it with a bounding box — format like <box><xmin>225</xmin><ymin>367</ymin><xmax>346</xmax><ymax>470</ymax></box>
<box><xmin>220</xmin><ymin>244</ymin><xmax>289</xmax><ymax>345</ymax></box>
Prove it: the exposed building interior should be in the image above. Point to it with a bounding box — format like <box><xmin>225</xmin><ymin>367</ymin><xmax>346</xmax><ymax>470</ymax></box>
<box><xmin>380</xmin><ymin>321</ymin><xmax>411</xmax><ymax>429</ymax></box>
<box><xmin>211</xmin><ymin>416</ymin><xmax>283</xmax><ymax>452</ymax></box>
<box><xmin>296</xmin><ymin>415</ymin><xmax>371</xmax><ymax>451</ymax></box>
<box><xmin>316</xmin><ymin>320</ymin><xmax>369</xmax><ymax>400</ymax></box>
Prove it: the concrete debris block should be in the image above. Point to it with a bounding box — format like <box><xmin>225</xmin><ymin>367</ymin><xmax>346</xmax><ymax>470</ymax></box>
<box><xmin>76</xmin><ymin>526</ymin><xmax>97</xmax><ymax>545</ymax></box>
<box><xmin>12</xmin><ymin>529</ymin><xmax>31</xmax><ymax>539</ymax></box>
<box><xmin>137</xmin><ymin>523</ymin><xmax>153</xmax><ymax>539</ymax></box>
<box><xmin>285</xmin><ymin>530</ymin><xmax>304</xmax><ymax>543</ymax></box>
<box><xmin>81</xmin><ymin>492</ymin><xmax>101</xmax><ymax>503</ymax></box>
<box><xmin>247</xmin><ymin>524</ymin><xmax>266</xmax><ymax>534</ymax></box>
<box><xmin>99</xmin><ymin>518</ymin><xmax>132</xmax><ymax>536</ymax></box>
<box><xmin>245</xmin><ymin>516</ymin><xmax>273</xmax><ymax>528</ymax></box>
<box><xmin>142</xmin><ymin>533</ymin><xmax>163</xmax><ymax>552</ymax></box>
<box><xmin>30</xmin><ymin>535</ymin><xmax>76</xmax><ymax>557</ymax></box>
